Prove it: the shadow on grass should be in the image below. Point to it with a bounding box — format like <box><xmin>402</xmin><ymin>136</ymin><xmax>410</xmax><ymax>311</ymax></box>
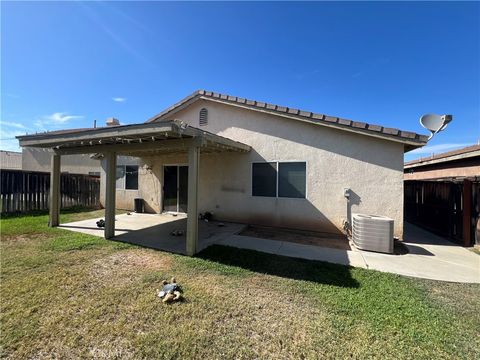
<box><xmin>1</xmin><ymin>206</ymin><xmax>101</xmax><ymax>219</ymax></box>
<box><xmin>196</xmin><ymin>245</ymin><xmax>360</xmax><ymax>288</ymax></box>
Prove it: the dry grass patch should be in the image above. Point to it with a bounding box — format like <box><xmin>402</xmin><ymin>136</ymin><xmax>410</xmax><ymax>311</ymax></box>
<box><xmin>1</xmin><ymin>233</ymin><xmax>49</xmax><ymax>246</ymax></box>
<box><xmin>183</xmin><ymin>273</ymin><xmax>328</xmax><ymax>359</ymax></box>
<box><xmin>89</xmin><ymin>249</ymin><xmax>172</xmax><ymax>287</ymax></box>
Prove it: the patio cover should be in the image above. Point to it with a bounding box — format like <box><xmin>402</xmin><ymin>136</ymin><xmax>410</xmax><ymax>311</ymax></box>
<box><xmin>16</xmin><ymin>120</ymin><xmax>251</xmax><ymax>255</ymax></box>
<box><xmin>17</xmin><ymin>120</ymin><xmax>251</xmax><ymax>155</ymax></box>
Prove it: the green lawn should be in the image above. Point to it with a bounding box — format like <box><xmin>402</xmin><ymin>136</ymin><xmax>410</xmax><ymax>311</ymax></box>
<box><xmin>1</xmin><ymin>208</ymin><xmax>479</xmax><ymax>359</ymax></box>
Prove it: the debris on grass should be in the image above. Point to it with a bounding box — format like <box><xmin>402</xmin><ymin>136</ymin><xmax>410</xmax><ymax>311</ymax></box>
<box><xmin>157</xmin><ymin>277</ymin><xmax>182</xmax><ymax>303</ymax></box>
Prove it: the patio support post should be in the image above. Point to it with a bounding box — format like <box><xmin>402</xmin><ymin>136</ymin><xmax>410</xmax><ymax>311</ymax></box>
<box><xmin>104</xmin><ymin>152</ymin><xmax>117</xmax><ymax>239</ymax></box>
<box><xmin>49</xmin><ymin>153</ymin><xmax>61</xmax><ymax>227</ymax></box>
<box><xmin>186</xmin><ymin>144</ymin><xmax>200</xmax><ymax>256</ymax></box>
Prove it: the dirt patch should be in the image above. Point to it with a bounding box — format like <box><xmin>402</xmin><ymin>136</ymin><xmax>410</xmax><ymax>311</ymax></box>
<box><xmin>89</xmin><ymin>250</ymin><xmax>172</xmax><ymax>286</ymax></box>
<box><xmin>239</xmin><ymin>225</ymin><xmax>351</xmax><ymax>250</ymax></box>
<box><xmin>1</xmin><ymin>233</ymin><xmax>50</xmax><ymax>245</ymax></box>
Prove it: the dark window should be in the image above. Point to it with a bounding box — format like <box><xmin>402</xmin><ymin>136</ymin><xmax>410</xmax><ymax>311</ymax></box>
<box><xmin>199</xmin><ymin>108</ymin><xmax>208</xmax><ymax>126</ymax></box>
<box><xmin>278</xmin><ymin>162</ymin><xmax>306</xmax><ymax>198</ymax></box>
<box><xmin>125</xmin><ymin>165</ymin><xmax>139</xmax><ymax>190</ymax></box>
<box><xmin>252</xmin><ymin>162</ymin><xmax>277</xmax><ymax>197</ymax></box>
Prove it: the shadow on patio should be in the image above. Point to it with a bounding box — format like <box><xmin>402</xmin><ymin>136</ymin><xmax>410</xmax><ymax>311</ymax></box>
<box><xmin>59</xmin><ymin>212</ymin><xmax>245</xmax><ymax>255</ymax></box>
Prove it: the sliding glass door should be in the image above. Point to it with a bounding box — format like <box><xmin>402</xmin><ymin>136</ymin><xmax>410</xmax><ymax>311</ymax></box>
<box><xmin>163</xmin><ymin>165</ymin><xmax>188</xmax><ymax>213</ymax></box>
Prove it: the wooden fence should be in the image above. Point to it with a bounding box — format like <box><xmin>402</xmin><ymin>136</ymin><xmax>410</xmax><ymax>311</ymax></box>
<box><xmin>405</xmin><ymin>180</ymin><xmax>464</xmax><ymax>243</ymax></box>
<box><xmin>0</xmin><ymin>170</ymin><xmax>100</xmax><ymax>214</ymax></box>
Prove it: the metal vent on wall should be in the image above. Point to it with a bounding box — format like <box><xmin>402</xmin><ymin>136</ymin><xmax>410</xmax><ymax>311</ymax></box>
<box><xmin>199</xmin><ymin>108</ymin><xmax>208</xmax><ymax>126</ymax></box>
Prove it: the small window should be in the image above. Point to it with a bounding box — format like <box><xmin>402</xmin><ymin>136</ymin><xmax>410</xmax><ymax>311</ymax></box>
<box><xmin>278</xmin><ymin>162</ymin><xmax>306</xmax><ymax>198</ymax></box>
<box><xmin>199</xmin><ymin>108</ymin><xmax>208</xmax><ymax>126</ymax></box>
<box><xmin>125</xmin><ymin>165</ymin><xmax>139</xmax><ymax>190</ymax></box>
<box><xmin>115</xmin><ymin>165</ymin><xmax>139</xmax><ymax>190</ymax></box>
<box><xmin>252</xmin><ymin>162</ymin><xmax>277</xmax><ymax>197</ymax></box>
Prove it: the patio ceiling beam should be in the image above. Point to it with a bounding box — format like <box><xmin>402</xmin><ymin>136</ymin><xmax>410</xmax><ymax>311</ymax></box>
<box><xmin>54</xmin><ymin>138</ymin><xmax>195</xmax><ymax>155</ymax></box>
<box><xmin>18</xmin><ymin>123</ymin><xmax>176</xmax><ymax>147</ymax></box>
<box><xmin>17</xmin><ymin>119</ymin><xmax>251</xmax><ymax>153</ymax></box>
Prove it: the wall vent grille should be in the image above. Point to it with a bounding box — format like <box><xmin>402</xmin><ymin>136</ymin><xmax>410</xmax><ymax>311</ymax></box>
<box><xmin>199</xmin><ymin>108</ymin><xmax>208</xmax><ymax>126</ymax></box>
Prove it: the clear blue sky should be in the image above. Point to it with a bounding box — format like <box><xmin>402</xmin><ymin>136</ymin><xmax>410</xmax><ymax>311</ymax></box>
<box><xmin>1</xmin><ymin>1</ymin><xmax>478</xmax><ymax>160</ymax></box>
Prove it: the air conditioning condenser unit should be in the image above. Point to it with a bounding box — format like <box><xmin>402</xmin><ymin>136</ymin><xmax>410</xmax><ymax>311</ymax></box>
<box><xmin>352</xmin><ymin>213</ymin><xmax>394</xmax><ymax>254</ymax></box>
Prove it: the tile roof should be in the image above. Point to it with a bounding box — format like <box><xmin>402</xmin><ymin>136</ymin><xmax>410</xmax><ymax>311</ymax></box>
<box><xmin>146</xmin><ymin>90</ymin><xmax>429</xmax><ymax>149</ymax></box>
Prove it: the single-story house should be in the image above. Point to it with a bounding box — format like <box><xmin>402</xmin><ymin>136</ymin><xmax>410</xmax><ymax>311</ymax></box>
<box><xmin>16</xmin><ymin>90</ymin><xmax>428</xmax><ymax>255</ymax></box>
<box><xmin>404</xmin><ymin>144</ymin><xmax>480</xmax><ymax>246</ymax></box>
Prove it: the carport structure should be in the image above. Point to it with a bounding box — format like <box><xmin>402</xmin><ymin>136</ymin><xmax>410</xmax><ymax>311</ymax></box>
<box><xmin>17</xmin><ymin>120</ymin><xmax>251</xmax><ymax>255</ymax></box>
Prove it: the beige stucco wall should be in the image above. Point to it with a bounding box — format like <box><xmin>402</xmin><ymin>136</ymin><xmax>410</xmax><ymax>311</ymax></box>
<box><xmin>99</xmin><ymin>156</ymin><xmax>163</xmax><ymax>213</ymax></box>
<box><xmin>101</xmin><ymin>99</ymin><xmax>405</xmax><ymax>238</ymax></box>
<box><xmin>23</xmin><ymin>148</ymin><xmax>101</xmax><ymax>174</ymax></box>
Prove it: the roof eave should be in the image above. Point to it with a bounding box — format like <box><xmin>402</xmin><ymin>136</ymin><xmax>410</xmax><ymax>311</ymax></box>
<box><xmin>147</xmin><ymin>93</ymin><xmax>428</xmax><ymax>150</ymax></box>
<box><xmin>404</xmin><ymin>149</ymin><xmax>480</xmax><ymax>169</ymax></box>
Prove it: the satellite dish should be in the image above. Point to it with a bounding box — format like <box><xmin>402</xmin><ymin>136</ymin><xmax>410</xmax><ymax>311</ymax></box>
<box><xmin>420</xmin><ymin>114</ymin><xmax>453</xmax><ymax>140</ymax></box>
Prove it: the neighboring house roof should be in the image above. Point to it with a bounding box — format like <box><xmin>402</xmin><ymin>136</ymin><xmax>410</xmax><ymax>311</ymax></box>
<box><xmin>404</xmin><ymin>144</ymin><xmax>480</xmax><ymax>169</ymax></box>
<box><xmin>0</xmin><ymin>150</ymin><xmax>22</xmax><ymax>170</ymax></box>
<box><xmin>146</xmin><ymin>90</ymin><xmax>428</xmax><ymax>151</ymax></box>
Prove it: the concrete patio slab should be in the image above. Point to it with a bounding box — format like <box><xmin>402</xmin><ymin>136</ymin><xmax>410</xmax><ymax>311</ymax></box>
<box><xmin>60</xmin><ymin>213</ymin><xmax>245</xmax><ymax>254</ymax></box>
<box><xmin>217</xmin><ymin>235</ymin><xmax>366</xmax><ymax>268</ymax></box>
<box><xmin>60</xmin><ymin>215</ymin><xmax>479</xmax><ymax>283</ymax></box>
<box><xmin>217</xmin><ymin>224</ymin><xmax>479</xmax><ymax>283</ymax></box>
<box><xmin>360</xmin><ymin>224</ymin><xmax>480</xmax><ymax>283</ymax></box>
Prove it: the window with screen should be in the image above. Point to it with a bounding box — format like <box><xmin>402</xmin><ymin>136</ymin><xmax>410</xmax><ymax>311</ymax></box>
<box><xmin>115</xmin><ymin>165</ymin><xmax>139</xmax><ymax>190</ymax></box>
<box><xmin>252</xmin><ymin>162</ymin><xmax>277</xmax><ymax>197</ymax></box>
<box><xmin>125</xmin><ymin>165</ymin><xmax>139</xmax><ymax>190</ymax></box>
<box><xmin>278</xmin><ymin>162</ymin><xmax>306</xmax><ymax>198</ymax></box>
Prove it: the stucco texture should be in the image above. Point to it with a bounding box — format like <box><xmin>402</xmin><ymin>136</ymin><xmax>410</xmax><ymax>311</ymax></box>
<box><xmin>102</xmin><ymin>100</ymin><xmax>405</xmax><ymax>238</ymax></box>
<box><xmin>23</xmin><ymin>148</ymin><xmax>101</xmax><ymax>175</ymax></box>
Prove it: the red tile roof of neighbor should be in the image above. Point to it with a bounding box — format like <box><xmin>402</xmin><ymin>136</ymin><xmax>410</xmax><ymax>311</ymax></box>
<box><xmin>404</xmin><ymin>144</ymin><xmax>480</xmax><ymax>167</ymax></box>
<box><xmin>146</xmin><ymin>90</ymin><xmax>429</xmax><ymax>147</ymax></box>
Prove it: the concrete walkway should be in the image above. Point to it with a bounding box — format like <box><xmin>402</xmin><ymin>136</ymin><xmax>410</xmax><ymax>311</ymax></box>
<box><xmin>217</xmin><ymin>223</ymin><xmax>479</xmax><ymax>283</ymax></box>
<box><xmin>60</xmin><ymin>214</ymin><xmax>479</xmax><ymax>283</ymax></box>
